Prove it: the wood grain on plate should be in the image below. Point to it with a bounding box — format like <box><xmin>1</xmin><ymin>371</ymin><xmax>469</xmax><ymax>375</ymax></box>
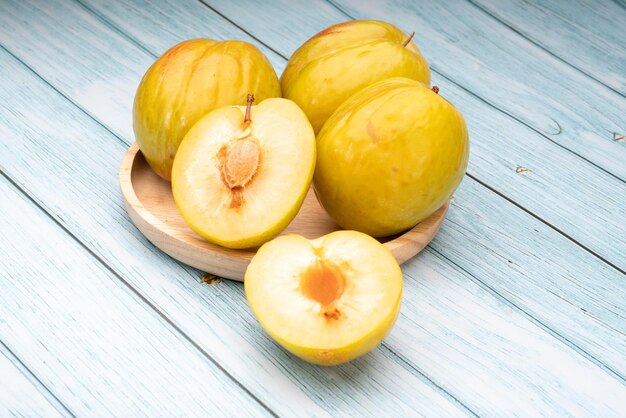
<box><xmin>120</xmin><ymin>143</ymin><xmax>449</xmax><ymax>281</ymax></box>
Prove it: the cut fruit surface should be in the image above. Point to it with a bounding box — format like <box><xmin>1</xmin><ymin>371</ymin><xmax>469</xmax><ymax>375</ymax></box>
<box><xmin>171</xmin><ymin>97</ymin><xmax>316</xmax><ymax>249</ymax></box>
<box><xmin>245</xmin><ymin>231</ymin><xmax>403</xmax><ymax>366</ymax></box>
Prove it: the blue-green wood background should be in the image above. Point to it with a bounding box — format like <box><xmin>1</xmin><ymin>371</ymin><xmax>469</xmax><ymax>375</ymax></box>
<box><xmin>0</xmin><ymin>0</ymin><xmax>624</xmax><ymax>415</ymax></box>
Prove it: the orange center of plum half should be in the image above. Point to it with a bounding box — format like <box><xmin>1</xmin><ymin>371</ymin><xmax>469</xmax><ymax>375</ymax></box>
<box><xmin>300</xmin><ymin>258</ymin><xmax>346</xmax><ymax>319</ymax></box>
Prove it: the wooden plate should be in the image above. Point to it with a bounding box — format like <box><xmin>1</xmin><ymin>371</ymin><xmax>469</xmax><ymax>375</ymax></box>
<box><xmin>119</xmin><ymin>143</ymin><xmax>449</xmax><ymax>281</ymax></box>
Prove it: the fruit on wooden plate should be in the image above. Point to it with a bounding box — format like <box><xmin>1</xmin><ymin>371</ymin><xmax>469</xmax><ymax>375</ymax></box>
<box><xmin>245</xmin><ymin>230</ymin><xmax>402</xmax><ymax>366</ymax></box>
<box><xmin>281</xmin><ymin>20</ymin><xmax>430</xmax><ymax>133</ymax></box>
<box><xmin>314</xmin><ymin>77</ymin><xmax>469</xmax><ymax>237</ymax></box>
<box><xmin>172</xmin><ymin>95</ymin><xmax>315</xmax><ymax>249</ymax></box>
<box><xmin>134</xmin><ymin>39</ymin><xmax>281</xmax><ymax>180</ymax></box>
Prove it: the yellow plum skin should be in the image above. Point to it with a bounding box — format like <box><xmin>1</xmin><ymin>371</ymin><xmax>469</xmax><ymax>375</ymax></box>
<box><xmin>314</xmin><ymin>78</ymin><xmax>469</xmax><ymax>237</ymax></box>
<box><xmin>133</xmin><ymin>39</ymin><xmax>281</xmax><ymax>180</ymax></box>
<box><xmin>281</xmin><ymin>20</ymin><xmax>430</xmax><ymax>133</ymax></box>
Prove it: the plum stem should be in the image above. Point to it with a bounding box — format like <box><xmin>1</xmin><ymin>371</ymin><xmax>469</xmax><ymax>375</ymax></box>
<box><xmin>402</xmin><ymin>32</ymin><xmax>415</xmax><ymax>47</ymax></box>
<box><xmin>432</xmin><ymin>86</ymin><xmax>440</xmax><ymax>94</ymax></box>
<box><xmin>245</xmin><ymin>93</ymin><xmax>254</xmax><ymax>122</ymax></box>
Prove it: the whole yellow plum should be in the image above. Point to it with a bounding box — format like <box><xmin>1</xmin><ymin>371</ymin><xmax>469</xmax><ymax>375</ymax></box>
<box><xmin>133</xmin><ymin>39</ymin><xmax>281</xmax><ymax>180</ymax></box>
<box><xmin>281</xmin><ymin>20</ymin><xmax>430</xmax><ymax>133</ymax></box>
<box><xmin>314</xmin><ymin>78</ymin><xmax>469</xmax><ymax>237</ymax></box>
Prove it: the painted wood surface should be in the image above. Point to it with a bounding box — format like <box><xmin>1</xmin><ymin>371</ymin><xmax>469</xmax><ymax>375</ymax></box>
<box><xmin>0</xmin><ymin>0</ymin><xmax>625</xmax><ymax>415</ymax></box>
<box><xmin>0</xmin><ymin>345</ymin><xmax>66</xmax><ymax>418</ymax></box>
<box><xmin>78</xmin><ymin>0</ymin><xmax>285</xmax><ymax>70</ymax></box>
<box><xmin>470</xmin><ymin>0</ymin><xmax>626</xmax><ymax>95</ymax></box>
<box><xmin>0</xmin><ymin>180</ymin><xmax>270</xmax><ymax>416</ymax></box>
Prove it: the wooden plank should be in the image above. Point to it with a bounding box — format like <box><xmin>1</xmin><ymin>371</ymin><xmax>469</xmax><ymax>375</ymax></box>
<box><xmin>469</xmin><ymin>0</ymin><xmax>626</xmax><ymax>95</ymax></box>
<box><xmin>178</xmin><ymin>0</ymin><xmax>626</xmax><ymax>270</ymax></box>
<box><xmin>394</xmin><ymin>250</ymin><xmax>626</xmax><ymax>416</ymax></box>
<box><xmin>0</xmin><ymin>42</ymin><xmax>466</xmax><ymax>418</ymax></box>
<box><xmin>430</xmin><ymin>176</ymin><xmax>626</xmax><ymax>376</ymax></box>
<box><xmin>75</xmin><ymin>0</ymin><xmax>286</xmax><ymax>73</ymax></box>
<box><xmin>0</xmin><ymin>345</ymin><xmax>67</xmax><ymax>418</ymax></box>
<box><xmin>1</xmin><ymin>11</ymin><xmax>625</xmax><ymax>418</ymax></box>
<box><xmin>0</xmin><ymin>0</ymin><xmax>282</xmax><ymax>144</ymax></box>
<box><xmin>206</xmin><ymin>0</ymin><xmax>626</xmax><ymax>181</ymax></box>
<box><xmin>0</xmin><ymin>180</ymin><xmax>269</xmax><ymax>416</ymax></box>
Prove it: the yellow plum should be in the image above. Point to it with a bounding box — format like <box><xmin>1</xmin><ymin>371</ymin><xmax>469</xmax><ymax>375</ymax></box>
<box><xmin>281</xmin><ymin>20</ymin><xmax>430</xmax><ymax>133</ymax></box>
<box><xmin>314</xmin><ymin>77</ymin><xmax>469</xmax><ymax>237</ymax></box>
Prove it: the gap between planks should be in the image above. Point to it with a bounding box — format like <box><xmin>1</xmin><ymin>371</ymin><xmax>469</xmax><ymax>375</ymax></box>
<box><xmin>0</xmin><ymin>339</ymin><xmax>75</xmax><ymax>418</ymax></box>
<box><xmin>467</xmin><ymin>174</ymin><xmax>625</xmax><ymax>276</ymax></box>
<box><xmin>425</xmin><ymin>246</ymin><xmax>626</xmax><ymax>385</ymax></box>
<box><xmin>465</xmin><ymin>0</ymin><xmax>625</xmax><ymax>98</ymax></box>
<box><xmin>0</xmin><ymin>45</ymin><xmax>128</xmax><ymax>151</ymax></box>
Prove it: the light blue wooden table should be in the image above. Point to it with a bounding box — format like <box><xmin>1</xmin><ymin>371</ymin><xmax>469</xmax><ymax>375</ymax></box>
<box><xmin>1</xmin><ymin>0</ymin><xmax>625</xmax><ymax>416</ymax></box>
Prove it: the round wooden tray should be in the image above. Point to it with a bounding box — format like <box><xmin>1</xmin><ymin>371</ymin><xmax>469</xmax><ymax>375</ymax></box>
<box><xmin>119</xmin><ymin>143</ymin><xmax>449</xmax><ymax>281</ymax></box>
